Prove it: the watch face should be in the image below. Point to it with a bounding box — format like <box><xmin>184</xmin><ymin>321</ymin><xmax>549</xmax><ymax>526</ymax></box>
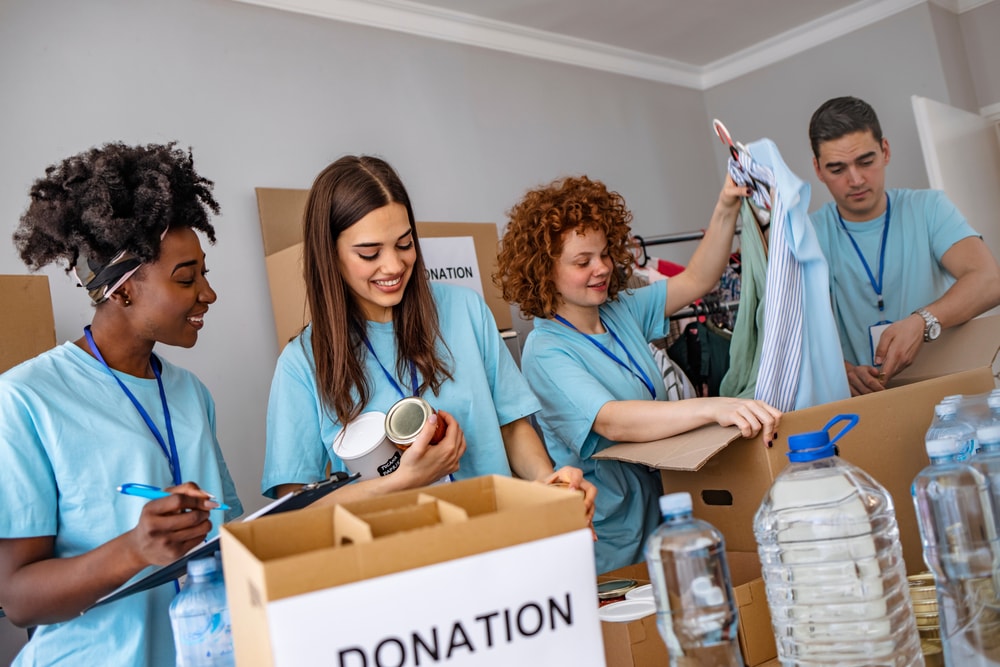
<box><xmin>928</xmin><ymin>322</ymin><xmax>942</xmax><ymax>340</ymax></box>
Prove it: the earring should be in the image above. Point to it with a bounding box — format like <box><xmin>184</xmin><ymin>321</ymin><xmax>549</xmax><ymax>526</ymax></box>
<box><xmin>122</xmin><ymin>296</ymin><xmax>132</xmax><ymax>307</ymax></box>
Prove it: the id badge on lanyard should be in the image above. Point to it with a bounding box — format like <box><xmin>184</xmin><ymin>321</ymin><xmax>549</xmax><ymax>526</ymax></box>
<box><xmin>869</xmin><ymin>320</ymin><xmax>892</xmax><ymax>367</ymax></box>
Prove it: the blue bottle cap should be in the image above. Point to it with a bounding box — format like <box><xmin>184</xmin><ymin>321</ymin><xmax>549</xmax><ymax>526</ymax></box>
<box><xmin>187</xmin><ymin>556</ymin><xmax>218</xmax><ymax>578</ymax></box>
<box><xmin>787</xmin><ymin>414</ymin><xmax>859</xmax><ymax>463</ymax></box>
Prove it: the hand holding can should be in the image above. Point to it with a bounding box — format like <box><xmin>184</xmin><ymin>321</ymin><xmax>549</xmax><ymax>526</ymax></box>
<box><xmin>384</xmin><ymin>397</ymin><xmax>447</xmax><ymax>449</ymax></box>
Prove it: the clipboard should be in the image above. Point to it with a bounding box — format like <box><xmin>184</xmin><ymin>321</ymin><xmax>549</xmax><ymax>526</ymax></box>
<box><xmin>87</xmin><ymin>472</ymin><xmax>358</xmax><ymax>611</ymax></box>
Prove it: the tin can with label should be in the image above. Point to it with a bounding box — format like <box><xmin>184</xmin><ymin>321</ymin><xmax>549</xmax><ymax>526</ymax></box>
<box><xmin>384</xmin><ymin>396</ymin><xmax>446</xmax><ymax>449</ymax></box>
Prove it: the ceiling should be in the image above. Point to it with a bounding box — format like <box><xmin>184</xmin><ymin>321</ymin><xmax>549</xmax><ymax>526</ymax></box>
<box><xmin>235</xmin><ymin>0</ymin><xmax>978</xmax><ymax>89</ymax></box>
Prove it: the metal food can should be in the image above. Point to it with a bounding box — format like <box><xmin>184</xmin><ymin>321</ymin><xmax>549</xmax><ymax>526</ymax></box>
<box><xmin>384</xmin><ymin>396</ymin><xmax>446</xmax><ymax>449</ymax></box>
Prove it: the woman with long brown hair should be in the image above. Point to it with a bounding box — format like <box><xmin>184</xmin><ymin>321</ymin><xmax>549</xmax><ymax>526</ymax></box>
<box><xmin>262</xmin><ymin>155</ymin><xmax>595</xmax><ymax>514</ymax></box>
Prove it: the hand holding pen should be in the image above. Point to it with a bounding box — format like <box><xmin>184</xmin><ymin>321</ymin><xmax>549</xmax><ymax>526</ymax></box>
<box><xmin>118</xmin><ymin>482</ymin><xmax>230</xmax><ymax>511</ymax></box>
<box><xmin>121</xmin><ymin>481</ymin><xmax>219</xmax><ymax>566</ymax></box>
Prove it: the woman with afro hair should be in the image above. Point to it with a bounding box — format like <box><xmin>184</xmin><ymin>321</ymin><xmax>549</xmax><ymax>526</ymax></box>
<box><xmin>0</xmin><ymin>142</ymin><xmax>242</xmax><ymax>666</ymax></box>
<box><xmin>496</xmin><ymin>174</ymin><xmax>780</xmax><ymax>573</ymax></box>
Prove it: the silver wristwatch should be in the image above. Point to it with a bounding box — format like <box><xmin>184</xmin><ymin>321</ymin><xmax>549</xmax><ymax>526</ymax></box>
<box><xmin>913</xmin><ymin>308</ymin><xmax>941</xmax><ymax>342</ymax></box>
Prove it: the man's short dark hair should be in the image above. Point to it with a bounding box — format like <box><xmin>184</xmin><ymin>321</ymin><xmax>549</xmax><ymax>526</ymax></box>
<box><xmin>808</xmin><ymin>96</ymin><xmax>883</xmax><ymax>158</ymax></box>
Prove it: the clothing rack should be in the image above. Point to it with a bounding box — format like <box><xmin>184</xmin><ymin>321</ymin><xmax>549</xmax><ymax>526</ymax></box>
<box><xmin>669</xmin><ymin>299</ymin><xmax>739</xmax><ymax>321</ymax></box>
<box><xmin>634</xmin><ymin>224</ymin><xmax>742</xmax><ymax>249</ymax></box>
<box><xmin>630</xmin><ymin>229</ymin><xmax>743</xmax><ymax>323</ymax></box>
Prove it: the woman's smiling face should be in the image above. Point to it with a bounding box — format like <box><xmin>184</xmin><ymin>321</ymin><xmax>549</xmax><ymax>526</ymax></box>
<box><xmin>336</xmin><ymin>202</ymin><xmax>416</xmax><ymax>322</ymax></box>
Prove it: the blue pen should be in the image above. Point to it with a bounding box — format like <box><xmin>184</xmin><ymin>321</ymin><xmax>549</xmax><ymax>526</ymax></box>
<box><xmin>117</xmin><ymin>483</ymin><xmax>230</xmax><ymax>511</ymax></box>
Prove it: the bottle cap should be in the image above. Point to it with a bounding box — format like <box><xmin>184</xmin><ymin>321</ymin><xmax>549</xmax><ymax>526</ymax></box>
<box><xmin>691</xmin><ymin>576</ymin><xmax>725</xmax><ymax>606</ymax></box>
<box><xmin>977</xmin><ymin>424</ymin><xmax>1000</xmax><ymax>446</ymax></box>
<box><xmin>598</xmin><ymin>599</ymin><xmax>656</xmax><ymax>623</ymax></box>
<box><xmin>988</xmin><ymin>394</ymin><xmax>1000</xmax><ymax>410</ymax></box>
<box><xmin>787</xmin><ymin>414</ymin><xmax>858</xmax><ymax>463</ymax></box>
<box><xmin>934</xmin><ymin>402</ymin><xmax>958</xmax><ymax>417</ymax></box>
<box><xmin>925</xmin><ymin>437</ymin><xmax>962</xmax><ymax>458</ymax></box>
<box><xmin>658</xmin><ymin>492</ymin><xmax>692</xmax><ymax>517</ymax></box>
<box><xmin>187</xmin><ymin>556</ymin><xmax>218</xmax><ymax>577</ymax></box>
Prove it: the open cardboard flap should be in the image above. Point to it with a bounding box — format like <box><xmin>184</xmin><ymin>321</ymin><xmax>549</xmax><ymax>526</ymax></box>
<box><xmin>255</xmin><ymin>187</ymin><xmax>512</xmax><ymax>347</ymax></box>
<box><xmin>892</xmin><ymin>313</ymin><xmax>1000</xmax><ymax>384</ymax></box>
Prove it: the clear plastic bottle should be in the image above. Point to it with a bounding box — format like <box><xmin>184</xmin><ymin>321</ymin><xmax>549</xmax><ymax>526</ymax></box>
<box><xmin>914</xmin><ymin>434</ymin><xmax>1000</xmax><ymax>666</ymax></box>
<box><xmin>972</xmin><ymin>409</ymin><xmax>1000</xmax><ymax>531</ymax></box>
<box><xmin>754</xmin><ymin>414</ymin><xmax>923</xmax><ymax>666</ymax></box>
<box><xmin>927</xmin><ymin>400</ymin><xmax>977</xmax><ymax>460</ymax></box>
<box><xmin>169</xmin><ymin>556</ymin><xmax>236</xmax><ymax>667</ymax></box>
<box><xmin>644</xmin><ymin>491</ymin><xmax>742</xmax><ymax>667</ymax></box>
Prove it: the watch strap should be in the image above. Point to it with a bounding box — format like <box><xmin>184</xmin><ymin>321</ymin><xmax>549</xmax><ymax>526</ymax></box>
<box><xmin>913</xmin><ymin>308</ymin><xmax>939</xmax><ymax>342</ymax></box>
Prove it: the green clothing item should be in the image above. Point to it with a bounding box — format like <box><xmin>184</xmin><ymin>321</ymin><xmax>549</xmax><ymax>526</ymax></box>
<box><xmin>720</xmin><ymin>201</ymin><xmax>768</xmax><ymax>398</ymax></box>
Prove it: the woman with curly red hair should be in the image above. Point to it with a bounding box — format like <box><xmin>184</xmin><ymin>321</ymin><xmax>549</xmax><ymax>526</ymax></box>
<box><xmin>496</xmin><ymin>174</ymin><xmax>781</xmax><ymax>573</ymax></box>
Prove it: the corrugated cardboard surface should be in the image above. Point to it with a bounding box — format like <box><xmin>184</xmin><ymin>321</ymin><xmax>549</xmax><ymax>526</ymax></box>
<box><xmin>0</xmin><ymin>275</ymin><xmax>56</xmax><ymax>373</ymax></box>
<box><xmin>597</xmin><ymin>314</ymin><xmax>1000</xmax><ymax>574</ymax></box>
<box><xmin>221</xmin><ymin>475</ymin><xmax>593</xmax><ymax>666</ymax></box>
<box><xmin>255</xmin><ymin>187</ymin><xmax>512</xmax><ymax>347</ymax></box>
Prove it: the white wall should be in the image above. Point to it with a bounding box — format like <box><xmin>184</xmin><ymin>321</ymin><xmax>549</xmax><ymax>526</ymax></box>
<box><xmin>959</xmin><ymin>0</ymin><xmax>1000</xmax><ymax>112</ymax></box>
<box><xmin>703</xmin><ymin>3</ymin><xmax>973</xmax><ymax>211</ymax></box>
<box><xmin>0</xmin><ymin>0</ymin><xmax>722</xmax><ymax>523</ymax></box>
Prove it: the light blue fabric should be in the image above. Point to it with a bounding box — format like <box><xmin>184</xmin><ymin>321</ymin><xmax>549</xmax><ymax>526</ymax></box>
<box><xmin>749</xmin><ymin>138</ymin><xmax>850</xmax><ymax>410</ymax></box>
<box><xmin>262</xmin><ymin>283</ymin><xmax>540</xmax><ymax>497</ymax></box>
<box><xmin>0</xmin><ymin>343</ymin><xmax>242</xmax><ymax>667</ymax></box>
<box><xmin>811</xmin><ymin>188</ymin><xmax>978</xmax><ymax>367</ymax></box>
<box><xmin>522</xmin><ymin>283</ymin><xmax>667</xmax><ymax>574</ymax></box>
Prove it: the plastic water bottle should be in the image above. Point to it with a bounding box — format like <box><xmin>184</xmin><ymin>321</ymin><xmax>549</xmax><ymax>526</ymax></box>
<box><xmin>927</xmin><ymin>400</ymin><xmax>977</xmax><ymax>460</ymax></box>
<box><xmin>754</xmin><ymin>414</ymin><xmax>923</xmax><ymax>666</ymax></box>
<box><xmin>644</xmin><ymin>492</ymin><xmax>743</xmax><ymax>667</ymax></box>
<box><xmin>914</xmin><ymin>434</ymin><xmax>1000</xmax><ymax>665</ymax></box>
<box><xmin>971</xmin><ymin>399</ymin><xmax>1000</xmax><ymax>530</ymax></box>
<box><xmin>169</xmin><ymin>556</ymin><xmax>236</xmax><ymax>667</ymax></box>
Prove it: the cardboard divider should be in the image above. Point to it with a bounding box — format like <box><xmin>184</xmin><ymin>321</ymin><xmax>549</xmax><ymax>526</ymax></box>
<box><xmin>333</xmin><ymin>496</ymin><xmax>469</xmax><ymax>545</ymax></box>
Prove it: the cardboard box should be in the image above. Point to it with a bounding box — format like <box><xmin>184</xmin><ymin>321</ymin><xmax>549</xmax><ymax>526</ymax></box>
<box><xmin>596</xmin><ymin>314</ymin><xmax>1000</xmax><ymax>577</ymax></box>
<box><xmin>598</xmin><ymin>555</ymin><xmax>776</xmax><ymax>667</ymax></box>
<box><xmin>0</xmin><ymin>274</ymin><xmax>56</xmax><ymax>373</ymax></box>
<box><xmin>597</xmin><ymin>564</ymin><xmax>668</xmax><ymax>667</ymax></box>
<box><xmin>255</xmin><ymin>187</ymin><xmax>512</xmax><ymax>346</ymax></box>
<box><xmin>220</xmin><ymin>475</ymin><xmax>602</xmax><ymax>667</ymax></box>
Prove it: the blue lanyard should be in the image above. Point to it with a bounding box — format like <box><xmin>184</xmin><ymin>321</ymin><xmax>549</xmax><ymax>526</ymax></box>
<box><xmin>553</xmin><ymin>314</ymin><xmax>656</xmax><ymax>399</ymax></box>
<box><xmin>84</xmin><ymin>326</ymin><xmax>182</xmax><ymax>486</ymax></box>
<box><xmin>362</xmin><ymin>337</ymin><xmax>418</xmax><ymax>400</ymax></box>
<box><xmin>837</xmin><ymin>194</ymin><xmax>890</xmax><ymax>312</ymax></box>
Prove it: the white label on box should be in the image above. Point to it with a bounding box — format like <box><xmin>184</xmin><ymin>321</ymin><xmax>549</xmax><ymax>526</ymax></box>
<box><xmin>266</xmin><ymin>529</ymin><xmax>604</xmax><ymax>666</ymax></box>
<box><xmin>420</xmin><ymin>236</ymin><xmax>483</xmax><ymax>297</ymax></box>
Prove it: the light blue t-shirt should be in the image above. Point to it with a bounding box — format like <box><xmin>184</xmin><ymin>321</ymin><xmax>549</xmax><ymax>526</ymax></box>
<box><xmin>811</xmin><ymin>188</ymin><xmax>977</xmax><ymax>366</ymax></box>
<box><xmin>262</xmin><ymin>283</ymin><xmax>540</xmax><ymax>497</ymax></box>
<box><xmin>522</xmin><ymin>282</ymin><xmax>667</xmax><ymax>574</ymax></box>
<box><xmin>0</xmin><ymin>342</ymin><xmax>242</xmax><ymax>667</ymax></box>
